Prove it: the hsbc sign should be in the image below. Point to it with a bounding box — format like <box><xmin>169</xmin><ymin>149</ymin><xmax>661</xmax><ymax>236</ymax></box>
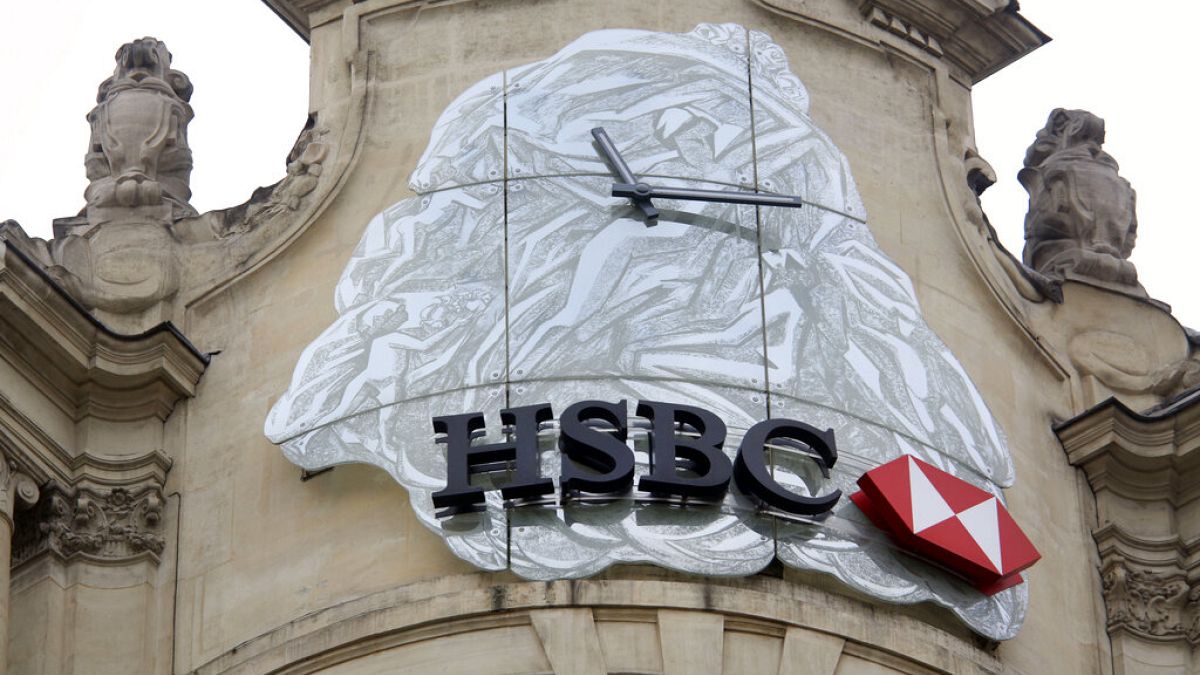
<box><xmin>431</xmin><ymin>399</ymin><xmax>841</xmax><ymax>517</ymax></box>
<box><xmin>432</xmin><ymin>398</ymin><xmax>1040</xmax><ymax>597</ymax></box>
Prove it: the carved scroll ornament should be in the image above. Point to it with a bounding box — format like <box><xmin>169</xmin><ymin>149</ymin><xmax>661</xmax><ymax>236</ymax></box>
<box><xmin>0</xmin><ymin>457</ymin><xmax>39</xmax><ymax>524</ymax></box>
<box><xmin>1102</xmin><ymin>561</ymin><xmax>1200</xmax><ymax>644</ymax></box>
<box><xmin>12</xmin><ymin>485</ymin><xmax>165</xmax><ymax>566</ymax></box>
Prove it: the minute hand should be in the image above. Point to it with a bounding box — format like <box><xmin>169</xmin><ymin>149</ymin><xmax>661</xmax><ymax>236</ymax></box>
<box><xmin>591</xmin><ymin>128</ymin><xmax>658</xmax><ymax>221</ymax></box>
<box><xmin>612</xmin><ymin>182</ymin><xmax>804</xmax><ymax>209</ymax></box>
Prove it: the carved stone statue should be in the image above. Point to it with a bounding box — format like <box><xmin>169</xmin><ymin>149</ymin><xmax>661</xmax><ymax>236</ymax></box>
<box><xmin>1019</xmin><ymin>109</ymin><xmax>1142</xmax><ymax>293</ymax></box>
<box><xmin>2</xmin><ymin>37</ymin><xmax>335</xmax><ymax>334</ymax></box>
<box><xmin>84</xmin><ymin>37</ymin><xmax>196</xmax><ymax>220</ymax></box>
<box><xmin>42</xmin><ymin>38</ymin><xmax>197</xmax><ymax>322</ymax></box>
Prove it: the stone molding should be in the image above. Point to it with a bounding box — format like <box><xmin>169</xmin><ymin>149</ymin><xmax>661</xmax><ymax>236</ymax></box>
<box><xmin>0</xmin><ymin>230</ymin><xmax>208</xmax><ymax>422</ymax></box>
<box><xmin>0</xmin><ymin>390</ymin><xmax>171</xmax><ymax>489</ymax></box>
<box><xmin>1057</xmin><ymin>393</ymin><xmax>1200</xmax><ymax>509</ymax></box>
<box><xmin>2</xmin><ymin>392</ymin><xmax>173</xmax><ymax>569</ymax></box>
<box><xmin>262</xmin><ymin>0</ymin><xmax>1048</xmax><ymax>83</ymax></box>
<box><xmin>261</xmin><ymin>0</ymin><xmax>344</xmax><ymax>40</ymax></box>
<box><xmin>1057</xmin><ymin>388</ymin><xmax>1200</xmax><ymax>653</ymax></box>
<box><xmin>858</xmin><ymin>0</ymin><xmax>1049</xmax><ymax>82</ymax></box>
<box><xmin>188</xmin><ymin>573</ymin><xmax>1002</xmax><ymax>674</ymax></box>
<box><xmin>0</xmin><ymin>227</ymin><xmax>191</xmax><ymax>573</ymax></box>
<box><xmin>864</xmin><ymin>5</ymin><xmax>944</xmax><ymax>57</ymax></box>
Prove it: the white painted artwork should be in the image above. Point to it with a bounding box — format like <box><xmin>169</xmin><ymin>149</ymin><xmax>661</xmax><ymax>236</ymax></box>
<box><xmin>265</xmin><ymin>24</ymin><xmax>1027</xmax><ymax>639</ymax></box>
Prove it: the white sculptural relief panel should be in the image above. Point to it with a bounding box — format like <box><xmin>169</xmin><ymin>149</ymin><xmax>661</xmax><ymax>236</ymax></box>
<box><xmin>506</xmin><ymin>175</ymin><xmax>763</xmax><ymax>389</ymax></box>
<box><xmin>265</xmin><ymin>24</ymin><xmax>1026</xmax><ymax>639</ymax></box>
<box><xmin>505</xmin><ymin>26</ymin><xmax>755</xmax><ymax>187</ymax></box>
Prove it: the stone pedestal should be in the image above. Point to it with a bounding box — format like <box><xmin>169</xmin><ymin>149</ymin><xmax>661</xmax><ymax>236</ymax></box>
<box><xmin>51</xmin><ymin>211</ymin><xmax>180</xmax><ymax>334</ymax></box>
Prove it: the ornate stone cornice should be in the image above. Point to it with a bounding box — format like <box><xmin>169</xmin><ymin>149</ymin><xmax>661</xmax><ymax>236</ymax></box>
<box><xmin>260</xmin><ymin>0</ymin><xmax>345</xmax><ymax>40</ymax></box>
<box><xmin>1056</xmin><ymin>391</ymin><xmax>1200</xmax><ymax>508</ymax></box>
<box><xmin>1093</xmin><ymin>524</ymin><xmax>1192</xmax><ymax>571</ymax></box>
<box><xmin>864</xmin><ymin>4</ymin><xmax>945</xmax><ymax>57</ymax></box>
<box><xmin>261</xmin><ymin>0</ymin><xmax>1049</xmax><ymax>84</ymax></box>
<box><xmin>0</xmin><ymin>229</ymin><xmax>208</xmax><ymax>422</ymax></box>
<box><xmin>0</xmin><ymin>387</ymin><xmax>172</xmax><ymax>486</ymax></box>
<box><xmin>1</xmin><ymin>225</ymin><xmax>188</xmax><ymax>569</ymax></box>
<box><xmin>1057</xmin><ymin>388</ymin><xmax>1200</xmax><ymax>651</ymax></box>
<box><xmin>859</xmin><ymin>0</ymin><xmax>1049</xmax><ymax>82</ymax></box>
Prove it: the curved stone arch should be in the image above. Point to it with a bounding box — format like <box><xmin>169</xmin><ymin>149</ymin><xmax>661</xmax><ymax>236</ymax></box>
<box><xmin>189</xmin><ymin>574</ymin><xmax>1001</xmax><ymax>675</ymax></box>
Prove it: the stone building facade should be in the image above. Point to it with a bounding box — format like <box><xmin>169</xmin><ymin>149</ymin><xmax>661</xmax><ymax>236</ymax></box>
<box><xmin>2</xmin><ymin>1</ymin><xmax>1198</xmax><ymax>673</ymax></box>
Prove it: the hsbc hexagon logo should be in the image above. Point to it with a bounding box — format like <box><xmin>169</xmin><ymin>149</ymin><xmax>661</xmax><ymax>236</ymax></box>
<box><xmin>851</xmin><ymin>455</ymin><xmax>1040</xmax><ymax>596</ymax></box>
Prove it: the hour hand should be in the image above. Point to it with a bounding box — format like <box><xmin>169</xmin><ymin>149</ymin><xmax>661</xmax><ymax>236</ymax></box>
<box><xmin>612</xmin><ymin>182</ymin><xmax>804</xmax><ymax>209</ymax></box>
<box><xmin>591</xmin><ymin>127</ymin><xmax>659</xmax><ymax>222</ymax></box>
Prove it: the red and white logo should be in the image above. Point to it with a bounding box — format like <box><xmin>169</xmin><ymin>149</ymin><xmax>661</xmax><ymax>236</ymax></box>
<box><xmin>850</xmin><ymin>455</ymin><xmax>1040</xmax><ymax>595</ymax></box>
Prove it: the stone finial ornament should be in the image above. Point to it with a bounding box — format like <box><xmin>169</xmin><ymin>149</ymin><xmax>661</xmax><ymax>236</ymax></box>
<box><xmin>2</xmin><ymin>36</ymin><xmax>335</xmax><ymax>334</ymax></box>
<box><xmin>84</xmin><ymin>37</ymin><xmax>196</xmax><ymax>220</ymax></box>
<box><xmin>1019</xmin><ymin>109</ymin><xmax>1142</xmax><ymax>293</ymax></box>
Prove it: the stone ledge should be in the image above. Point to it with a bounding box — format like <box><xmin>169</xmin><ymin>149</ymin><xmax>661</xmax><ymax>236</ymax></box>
<box><xmin>262</xmin><ymin>0</ymin><xmax>1049</xmax><ymax>84</ymax></box>
<box><xmin>0</xmin><ymin>234</ymin><xmax>208</xmax><ymax>423</ymax></box>
<box><xmin>1057</xmin><ymin>391</ymin><xmax>1200</xmax><ymax>508</ymax></box>
<box><xmin>859</xmin><ymin>0</ymin><xmax>1049</xmax><ymax>82</ymax></box>
<box><xmin>260</xmin><ymin>0</ymin><xmax>347</xmax><ymax>40</ymax></box>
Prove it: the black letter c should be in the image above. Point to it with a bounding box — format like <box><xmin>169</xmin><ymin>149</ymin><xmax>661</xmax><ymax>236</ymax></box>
<box><xmin>734</xmin><ymin>419</ymin><xmax>841</xmax><ymax>516</ymax></box>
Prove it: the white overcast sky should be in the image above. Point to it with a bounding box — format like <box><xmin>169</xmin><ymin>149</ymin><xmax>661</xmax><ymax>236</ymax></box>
<box><xmin>1</xmin><ymin>1</ymin><xmax>1196</xmax><ymax>328</ymax></box>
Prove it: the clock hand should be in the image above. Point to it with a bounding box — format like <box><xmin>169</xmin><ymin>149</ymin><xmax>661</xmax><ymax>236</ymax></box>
<box><xmin>590</xmin><ymin>127</ymin><xmax>659</xmax><ymax>222</ymax></box>
<box><xmin>612</xmin><ymin>182</ymin><xmax>804</xmax><ymax>209</ymax></box>
<box><xmin>590</xmin><ymin>127</ymin><xmax>638</xmax><ymax>184</ymax></box>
